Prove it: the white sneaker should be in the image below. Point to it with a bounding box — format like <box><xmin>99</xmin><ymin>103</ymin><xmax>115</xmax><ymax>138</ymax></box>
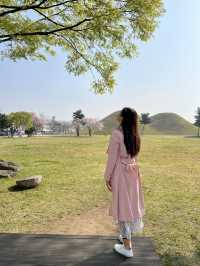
<box><xmin>113</xmin><ymin>243</ymin><xmax>133</xmax><ymax>258</ymax></box>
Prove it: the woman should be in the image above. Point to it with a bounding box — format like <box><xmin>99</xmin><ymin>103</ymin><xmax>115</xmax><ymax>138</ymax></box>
<box><xmin>104</xmin><ymin>107</ymin><xmax>145</xmax><ymax>258</ymax></box>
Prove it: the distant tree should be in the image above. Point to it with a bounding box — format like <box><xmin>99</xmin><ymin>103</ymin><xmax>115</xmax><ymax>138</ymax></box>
<box><xmin>49</xmin><ymin>116</ymin><xmax>56</xmax><ymax>132</ymax></box>
<box><xmin>84</xmin><ymin>118</ymin><xmax>104</xmax><ymax>136</ymax></box>
<box><xmin>48</xmin><ymin>116</ymin><xmax>61</xmax><ymax>133</ymax></box>
<box><xmin>0</xmin><ymin>1</ymin><xmax>164</xmax><ymax>94</ymax></box>
<box><xmin>72</xmin><ymin>109</ymin><xmax>85</xmax><ymax>136</ymax></box>
<box><xmin>55</xmin><ymin>120</ymin><xmax>64</xmax><ymax>134</ymax></box>
<box><xmin>140</xmin><ymin>113</ymin><xmax>151</xmax><ymax>134</ymax></box>
<box><xmin>39</xmin><ymin>113</ymin><xmax>48</xmax><ymax>132</ymax></box>
<box><xmin>8</xmin><ymin>112</ymin><xmax>33</xmax><ymax>132</ymax></box>
<box><xmin>194</xmin><ymin>107</ymin><xmax>200</xmax><ymax>137</ymax></box>
<box><xmin>0</xmin><ymin>113</ymin><xmax>9</xmax><ymax>131</ymax></box>
<box><xmin>31</xmin><ymin>112</ymin><xmax>46</xmax><ymax>132</ymax></box>
<box><xmin>10</xmin><ymin>123</ymin><xmax>16</xmax><ymax>137</ymax></box>
<box><xmin>60</xmin><ymin>121</ymin><xmax>73</xmax><ymax>135</ymax></box>
<box><xmin>25</xmin><ymin>127</ymin><xmax>35</xmax><ymax>137</ymax></box>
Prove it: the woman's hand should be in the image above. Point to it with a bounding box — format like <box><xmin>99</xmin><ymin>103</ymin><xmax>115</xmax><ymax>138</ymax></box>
<box><xmin>106</xmin><ymin>180</ymin><xmax>112</xmax><ymax>192</ymax></box>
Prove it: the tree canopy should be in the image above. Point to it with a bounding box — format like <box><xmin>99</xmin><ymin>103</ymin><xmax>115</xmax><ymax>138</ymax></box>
<box><xmin>140</xmin><ymin>112</ymin><xmax>151</xmax><ymax>134</ymax></box>
<box><xmin>8</xmin><ymin>111</ymin><xmax>33</xmax><ymax>129</ymax></box>
<box><xmin>0</xmin><ymin>0</ymin><xmax>164</xmax><ymax>93</ymax></box>
<box><xmin>0</xmin><ymin>113</ymin><xmax>9</xmax><ymax>130</ymax></box>
<box><xmin>140</xmin><ymin>113</ymin><xmax>151</xmax><ymax>125</ymax></box>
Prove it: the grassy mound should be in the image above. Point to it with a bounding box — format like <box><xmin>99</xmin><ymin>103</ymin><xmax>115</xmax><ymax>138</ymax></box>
<box><xmin>100</xmin><ymin>111</ymin><xmax>197</xmax><ymax>135</ymax></box>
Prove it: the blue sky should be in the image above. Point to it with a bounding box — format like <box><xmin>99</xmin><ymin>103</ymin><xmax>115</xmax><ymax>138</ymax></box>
<box><xmin>1</xmin><ymin>0</ymin><xmax>200</xmax><ymax>123</ymax></box>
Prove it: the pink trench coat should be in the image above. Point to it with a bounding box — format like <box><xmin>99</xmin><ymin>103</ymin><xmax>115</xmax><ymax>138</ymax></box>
<box><xmin>104</xmin><ymin>128</ymin><xmax>145</xmax><ymax>223</ymax></box>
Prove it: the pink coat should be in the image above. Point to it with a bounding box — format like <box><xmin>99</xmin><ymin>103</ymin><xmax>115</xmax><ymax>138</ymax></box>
<box><xmin>104</xmin><ymin>127</ymin><xmax>145</xmax><ymax>222</ymax></box>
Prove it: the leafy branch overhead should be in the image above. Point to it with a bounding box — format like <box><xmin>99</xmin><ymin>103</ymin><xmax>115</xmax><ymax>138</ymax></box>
<box><xmin>0</xmin><ymin>0</ymin><xmax>164</xmax><ymax>94</ymax></box>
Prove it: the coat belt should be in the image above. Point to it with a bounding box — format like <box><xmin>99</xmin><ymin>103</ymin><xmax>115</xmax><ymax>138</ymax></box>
<box><xmin>120</xmin><ymin>159</ymin><xmax>137</xmax><ymax>170</ymax></box>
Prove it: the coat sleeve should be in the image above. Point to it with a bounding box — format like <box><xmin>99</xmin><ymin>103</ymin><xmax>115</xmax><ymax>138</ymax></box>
<box><xmin>104</xmin><ymin>129</ymin><xmax>120</xmax><ymax>182</ymax></box>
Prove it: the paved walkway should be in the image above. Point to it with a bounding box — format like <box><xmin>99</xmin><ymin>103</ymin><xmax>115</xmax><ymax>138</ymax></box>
<box><xmin>0</xmin><ymin>233</ymin><xmax>161</xmax><ymax>265</ymax></box>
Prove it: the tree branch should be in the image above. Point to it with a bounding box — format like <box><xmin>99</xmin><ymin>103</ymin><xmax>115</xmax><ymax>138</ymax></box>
<box><xmin>0</xmin><ymin>37</ymin><xmax>12</xmax><ymax>44</ymax></box>
<box><xmin>37</xmin><ymin>0</ymin><xmax>78</xmax><ymax>10</ymax></box>
<box><xmin>33</xmin><ymin>8</ymin><xmax>66</xmax><ymax>28</ymax></box>
<box><xmin>0</xmin><ymin>0</ymin><xmax>48</xmax><ymax>17</ymax></box>
<box><xmin>0</xmin><ymin>18</ymin><xmax>92</xmax><ymax>42</ymax></box>
<box><xmin>0</xmin><ymin>0</ymin><xmax>77</xmax><ymax>17</ymax></box>
<box><xmin>24</xmin><ymin>6</ymin><xmax>69</xmax><ymax>30</ymax></box>
<box><xmin>54</xmin><ymin>33</ymin><xmax>104</xmax><ymax>78</ymax></box>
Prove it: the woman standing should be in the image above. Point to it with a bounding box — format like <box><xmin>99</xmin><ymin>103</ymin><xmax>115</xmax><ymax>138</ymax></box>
<box><xmin>104</xmin><ymin>107</ymin><xmax>145</xmax><ymax>258</ymax></box>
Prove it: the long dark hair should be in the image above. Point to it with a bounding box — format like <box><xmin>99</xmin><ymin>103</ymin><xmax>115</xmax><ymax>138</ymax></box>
<box><xmin>119</xmin><ymin>107</ymin><xmax>141</xmax><ymax>158</ymax></box>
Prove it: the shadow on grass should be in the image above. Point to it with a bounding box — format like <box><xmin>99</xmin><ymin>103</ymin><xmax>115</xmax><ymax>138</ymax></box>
<box><xmin>161</xmin><ymin>241</ymin><xmax>200</xmax><ymax>266</ymax></box>
<box><xmin>8</xmin><ymin>184</ymin><xmax>34</xmax><ymax>192</ymax></box>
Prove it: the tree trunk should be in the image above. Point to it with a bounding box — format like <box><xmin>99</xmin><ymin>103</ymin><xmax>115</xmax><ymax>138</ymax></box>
<box><xmin>76</xmin><ymin>126</ymin><xmax>79</xmax><ymax>137</ymax></box>
<box><xmin>141</xmin><ymin>124</ymin><xmax>145</xmax><ymax>135</ymax></box>
<box><xmin>88</xmin><ymin>128</ymin><xmax>92</xmax><ymax>136</ymax></box>
<box><xmin>198</xmin><ymin>127</ymin><xmax>200</xmax><ymax>137</ymax></box>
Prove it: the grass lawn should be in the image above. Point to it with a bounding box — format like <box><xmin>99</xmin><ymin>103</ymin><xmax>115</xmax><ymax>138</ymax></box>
<box><xmin>0</xmin><ymin>135</ymin><xmax>200</xmax><ymax>266</ymax></box>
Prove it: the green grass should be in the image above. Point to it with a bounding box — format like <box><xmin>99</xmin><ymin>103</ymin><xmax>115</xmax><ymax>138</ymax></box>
<box><xmin>0</xmin><ymin>135</ymin><xmax>200</xmax><ymax>265</ymax></box>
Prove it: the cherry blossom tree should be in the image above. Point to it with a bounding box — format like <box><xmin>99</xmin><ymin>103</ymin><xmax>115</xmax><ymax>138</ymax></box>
<box><xmin>32</xmin><ymin>112</ymin><xmax>46</xmax><ymax>132</ymax></box>
<box><xmin>84</xmin><ymin>118</ymin><xmax>104</xmax><ymax>136</ymax></box>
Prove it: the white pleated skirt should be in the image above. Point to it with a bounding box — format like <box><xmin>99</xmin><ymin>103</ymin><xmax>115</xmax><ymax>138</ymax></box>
<box><xmin>114</xmin><ymin>217</ymin><xmax>144</xmax><ymax>239</ymax></box>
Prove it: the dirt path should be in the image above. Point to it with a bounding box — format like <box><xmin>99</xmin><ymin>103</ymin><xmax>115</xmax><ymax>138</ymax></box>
<box><xmin>33</xmin><ymin>201</ymin><xmax>119</xmax><ymax>236</ymax></box>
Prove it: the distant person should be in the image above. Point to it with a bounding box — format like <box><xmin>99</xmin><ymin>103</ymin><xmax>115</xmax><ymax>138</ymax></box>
<box><xmin>104</xmin><ymin>107</ymin><xmax>145</xmax><ymax>257</ymax></box>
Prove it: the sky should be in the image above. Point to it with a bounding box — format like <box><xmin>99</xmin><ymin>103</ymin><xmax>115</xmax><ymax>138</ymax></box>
<box><xmin>1</xmin><ymin>0</ymin><xmax>200</xmax><ymax>123</ymax></box>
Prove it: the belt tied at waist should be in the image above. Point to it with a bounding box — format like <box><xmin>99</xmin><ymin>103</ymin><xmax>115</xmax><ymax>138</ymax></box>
<box><xmin>120</xmin><ymin>159</ymin><xmax>137</xmax><ymax>171</ymax></box>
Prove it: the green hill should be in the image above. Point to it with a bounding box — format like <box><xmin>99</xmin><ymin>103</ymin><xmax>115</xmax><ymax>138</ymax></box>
<box><xmin>99</xmin><ymin>110</ymin><xmax>120</xmax><ymax>134</ymax></box>
<box><xmin>100</xmin><ymin>111</ymin><xmax>197</xmax><ymax>135</ymax></box>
